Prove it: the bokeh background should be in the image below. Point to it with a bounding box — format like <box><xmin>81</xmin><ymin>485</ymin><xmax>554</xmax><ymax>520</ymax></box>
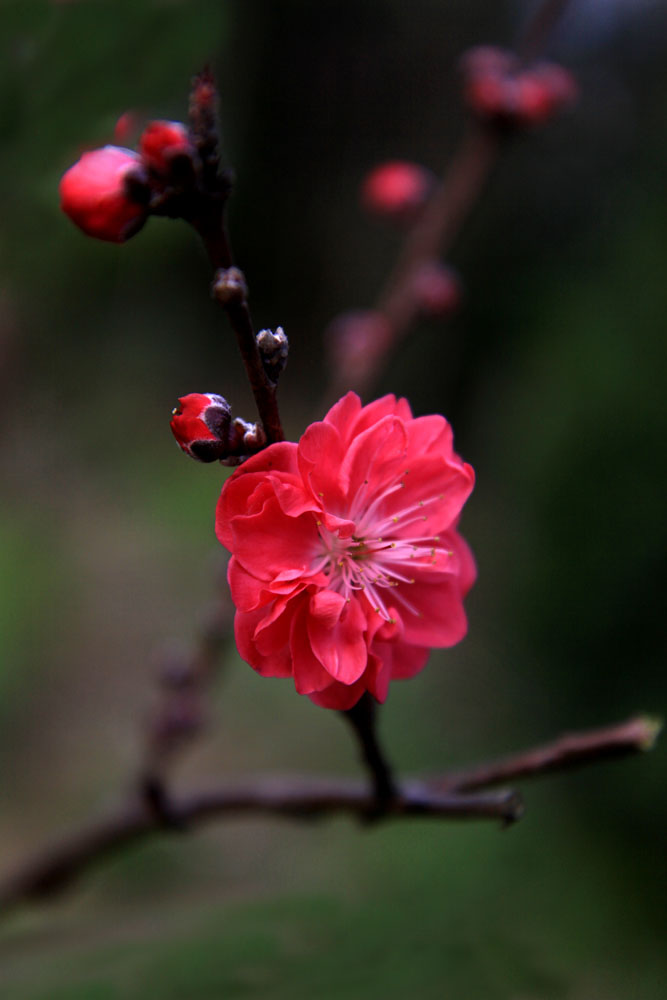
<box><xmin>1</xmin><ymin>0</ymin><xmax>666</xmax><ymax>997</ymax></box>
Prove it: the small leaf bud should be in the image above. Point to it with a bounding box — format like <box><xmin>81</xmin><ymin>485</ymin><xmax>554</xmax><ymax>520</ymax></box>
<box><xmin>170</xmin><ymin>392</ymin><xmax>231</xmax><ymax>462</ymax></box>
<box><xmin>212</xmin><ymin>267</ymin><xmax>248</xmax><ymax>306</ymax></box>
<box><xmin>220</xmin><ymin>418</ymin><xmax>267</xmax><ymax>466</ymax></box>
<box><xmin>257</xmin><ymin>326</ymin><xmax>289</xmax><ymax>382</ymax></box>
<box><xmin>59</xmin><ymin>146</ymin><xmax>148</xmax><ymax>243</ymax></box>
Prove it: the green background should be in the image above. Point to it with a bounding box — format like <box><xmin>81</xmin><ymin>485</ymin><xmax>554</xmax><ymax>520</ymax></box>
<box><xmin>1</xmin><ymin>0</ymin><xmax>665</xmax><ymax>996</ymax></box>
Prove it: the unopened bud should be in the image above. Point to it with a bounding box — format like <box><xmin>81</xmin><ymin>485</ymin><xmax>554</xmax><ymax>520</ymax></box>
<box><xmin>170</xmin><ymin>392</ymin><xmax>231</xmax><ymax>462</ymax></box>
<box><xmin>220</xmin><ymin>418</ymin><xmax>267</xmax><ymax>466</ymax></box>
<box><xmin>60</xmin><ymin>146</ymin><xmax>148</xmax><ymax>243</ymax></box>
<box><xmin>139</xmin><ymin>120</ymin><xmax>192</xmax><ymax>174</ymax></box>
<box><xmin>461</xmin><ymin>46</ymin><xmax>577</xmax><ymax>128</ymax></box>
<box><xmin>412</xmin><ymin>262</ymin><xmax>462</xmax><ymax>317</ymax></box>
<box><xmin>361</xmin><ymin>161</ymin><xmax>434</xmax><ymax>222</ymax></box>
<box><xmin>257</xmin><ymin>326</ymin><xmax>289</xmax><ymax>382</ymax></box>
<box><xmin>212</xmin><ymin>267</ymin><xmax>248</xmax><ymax>306</ymax></box>
<box><xmin>514</xmin><ymin>64</ymin><xmax>578</xmax><ymax>124</ymax></box>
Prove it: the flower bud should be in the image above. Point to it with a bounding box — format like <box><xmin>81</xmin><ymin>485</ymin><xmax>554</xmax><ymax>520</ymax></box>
<box><xmin>139</xmin><ymin>120</ymin><xmax>192</xmax><ymax>174</ymax></box>
<box><xmin>257</xmin><ymin>326</ymin><xmax>289</xmax><ymax>382</ymax></box>
<box><xmin>361</xmin><ymin>161</ymin><xmax>434</xmax><ymax>221</ymax></box>
<box><xmin>514</xmin><ymin>64</ymin><xmax>578</xmax><ymax>124</ymax></box>
<box><xmin>411</xmin><ymin>262</ymin><xmax>462</xmax><ymax>317</ymax></box>
<box><xmin>60</xmin><ymin>146</ymin><xmax>148</xmax><ymax>243</ymax></box>
<box><xmin>460</xmin><ymin>47</ymin><xmax>517</xmax><ymax>119</ymax></box>
<box><xmin>170</xmin><ymin>393</ymin><xmax>231</xmax><ymax>462</ymax></box>
<box><xmin>461</xmin><ymin>47</ymin><xmax>577</xmax><ymax>128</ymax></box>
<box><xmin>225</xmin><ymin>417</ymin><xmax>266</xmax><ymax>464</ymax></box>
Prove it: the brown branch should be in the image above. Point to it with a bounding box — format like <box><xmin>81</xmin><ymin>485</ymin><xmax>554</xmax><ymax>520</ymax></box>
<box><xmin>376</xmin><ymin>124</ymin><xmax>500</xmax><ymax>336</ymax></box>
<box><xmin>435</xmin><ymin>715</ymin><xmax>662</xmax><ymax>793</ymax></box>
<box><xmin>325</xmin><ymin>0</ymin><xmax>575</xmax><ymax>402</ymax></box>
<box><xmin>518</xmin><ymin>0</ymin><xmax>571</xmax><ymax>63</ymax></box>
<box><xmin>0</xmin><ymin>779</ymin><xmax>520</xmax><ymax>913</ymax></box>
<box><xmin>184</xmin><ymin>72</ymin><xmax>284</xmax><ymax>444</ymax></box>
<box><xmin>211</xmin><ymin>267</ymin><xmax>284</xmax><ymax>444</ymax></box>
<box><xmin>0</xmin><ymin>715</ymin><xmax>659</xmax><ymax>916</ymax></box>
<box><xmin>325</xmin><ymin>123</ymin><xmax>501</xmax><ymax>404</ymax></box>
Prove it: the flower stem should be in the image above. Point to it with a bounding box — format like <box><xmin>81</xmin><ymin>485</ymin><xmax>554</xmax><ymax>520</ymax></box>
<box><xmin>342</xmin><ymin>693</ymin><xmax>397</xmax><ymax>813</ymax></box>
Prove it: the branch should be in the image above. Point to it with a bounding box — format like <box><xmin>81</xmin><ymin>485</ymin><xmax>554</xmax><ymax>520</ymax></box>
<box><xmin>325</xmin><ymin>0</ymin><xmax>575</xmax><ymax>401</ymax></box>
<box><xmin>211</xmin><ymin>267</ymin><xmax>284</xmax><ymax>444</ymax></box>
<box><xmin>136</xmin><ymin>555</ymin><xmax>232</xmax><ymax>823</ymax></box>
<box><xmin>185</xmin><ymin>71</ymin><xmax>284</xmax><ymax>444</ymax></box>
<box><xmin>518</xmin><ymin>0</ymin><xmax>571</xmax><ymax>63</ymax></box>
<box><xmin>436</xmin><ymin>715</ymin><xmax>662</xmax><ymax>793</ymax></box>
<box><xmin>0</xmin><ymin>779</ymin><xmax>520</xmax><ymax>913</ymax></box>
<box><xmin>0</xmin><ymin>715</ymin><xmax>659</xmax><ymax>916</ymax></box>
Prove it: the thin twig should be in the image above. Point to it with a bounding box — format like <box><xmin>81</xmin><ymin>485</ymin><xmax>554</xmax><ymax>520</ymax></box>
<box><xmin>436</xmin><ymin>715</ymin><xmax>662</xmax><ymax>793</ymax></box>
<box><xmin>211</xmin><ymin>267</ymin><xmax>285</xmax><ymax>444</ymax></box>
<box><xmin>326</xmin><ymin>0</ymin><xmax>575</xmax><ymax>402</ymax></box>
<box><xmin>138</xmin><ymin>559</ymin><xmax>232</xmax><ymax>815</ymax></box>
<box><xmin>518</xmin><ymin>0</ymin><xmax>571</xmax><ymax>63</ymax></box>
<box><xmin>376</xmin><ymin>124</ymin><xmax>500</xmax><ymax>333</ymax></box>
<box><xmin>186</xmin><ymin>71</ymin><xmax>285</xmax><ymax>444</ymax></box>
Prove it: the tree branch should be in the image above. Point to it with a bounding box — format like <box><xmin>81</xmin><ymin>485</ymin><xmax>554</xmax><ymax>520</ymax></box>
<box><xmin>0</xmin><ymin>779</ymin><xmax>519</xmax><ymax>913</ymax></box>
<box><xmin>0</xmin><ymin>715</ymin><xmax>659</xmax><ymax>916</ymax></box>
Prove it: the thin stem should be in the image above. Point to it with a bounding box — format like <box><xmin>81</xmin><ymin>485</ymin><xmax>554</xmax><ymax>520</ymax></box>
<box><xmin>211</xmin><ymin>268</ymin><xmax>285</xmax><ymax>443</ymax></box>
<box><xmin>186</xmin><ymin>71</ymin><xmax>285</xmax><ymax>444</ymax></box>
<box><xmin>518</xmin><ymin>0</ymin><xmax>571</xmax><ymax>64</ymax></box>
<box><xmin>326</xmin><ymin>0</ymin><xmax>575</xmax><ymax>402</ymax></box>
<box><xmin>377</xmin><ymin>124</ymin><xmax>500</xmax><ymax>329</ymax></box>
<box><xmin>342</xmin><ymin>694</ymin><xmax>398</xmax><ymax>811</ymax></box>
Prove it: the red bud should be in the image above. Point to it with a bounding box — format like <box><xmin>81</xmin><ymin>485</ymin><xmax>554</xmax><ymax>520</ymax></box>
<box><xmin>361</xmin><ymin>161</ymin><xmax>434</xmax><ymax>221</ymax></box>
<box><xmin>170</xmin><ymin>393</ymin><xmax>231</xmax><ymax>462</ymax></box>
<box><xmin>60</xmin><ymin>146</ymin><xmax>148</xmax><ymax>243</ymax></box>
<box><xmin>139</xmin><ymin>120</ymin><xmax>192</xmax><ymax>173</ymax></box>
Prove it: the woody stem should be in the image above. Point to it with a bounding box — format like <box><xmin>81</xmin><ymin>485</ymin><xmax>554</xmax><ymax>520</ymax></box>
<box><xmin>342</xmin><ymin>693</ymin><xmax>397</xmax><ymax>811</ymax></box>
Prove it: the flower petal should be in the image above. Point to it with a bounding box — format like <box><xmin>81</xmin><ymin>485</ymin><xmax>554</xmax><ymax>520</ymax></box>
<box><xmin>307</xmin><ymin>591</ymin><xmax>368</xmax><ymax>684</ymax></box>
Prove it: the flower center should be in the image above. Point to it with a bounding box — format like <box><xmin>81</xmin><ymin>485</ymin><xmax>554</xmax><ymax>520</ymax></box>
<box><xmin>312</xmin><ymin>472</ymin><xmax>450</xmax><ymax>622</ymax></box>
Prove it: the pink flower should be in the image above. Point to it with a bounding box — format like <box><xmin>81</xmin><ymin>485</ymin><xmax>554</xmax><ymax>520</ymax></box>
<box><xmin>216</xmin><ymin>392</ymin><xmax>476</xmax><ymax>710</ymax></box>
<box><xmin>59</xmin><ymin>145</ymin><xmax>147</xmax><ymax>243</ymax></box>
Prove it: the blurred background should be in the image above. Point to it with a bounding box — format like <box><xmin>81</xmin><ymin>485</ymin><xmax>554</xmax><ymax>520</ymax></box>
<box><xmin>1</xmin><ymin>0</ymin><xmax>666</xmax><ymax>996</ymax></box>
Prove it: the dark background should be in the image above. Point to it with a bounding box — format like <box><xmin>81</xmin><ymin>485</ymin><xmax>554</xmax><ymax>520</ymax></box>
<box><xmin>1</xmin><ymin>1</ymin><xmax>665</xmax><ymax>996</ymax></box>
